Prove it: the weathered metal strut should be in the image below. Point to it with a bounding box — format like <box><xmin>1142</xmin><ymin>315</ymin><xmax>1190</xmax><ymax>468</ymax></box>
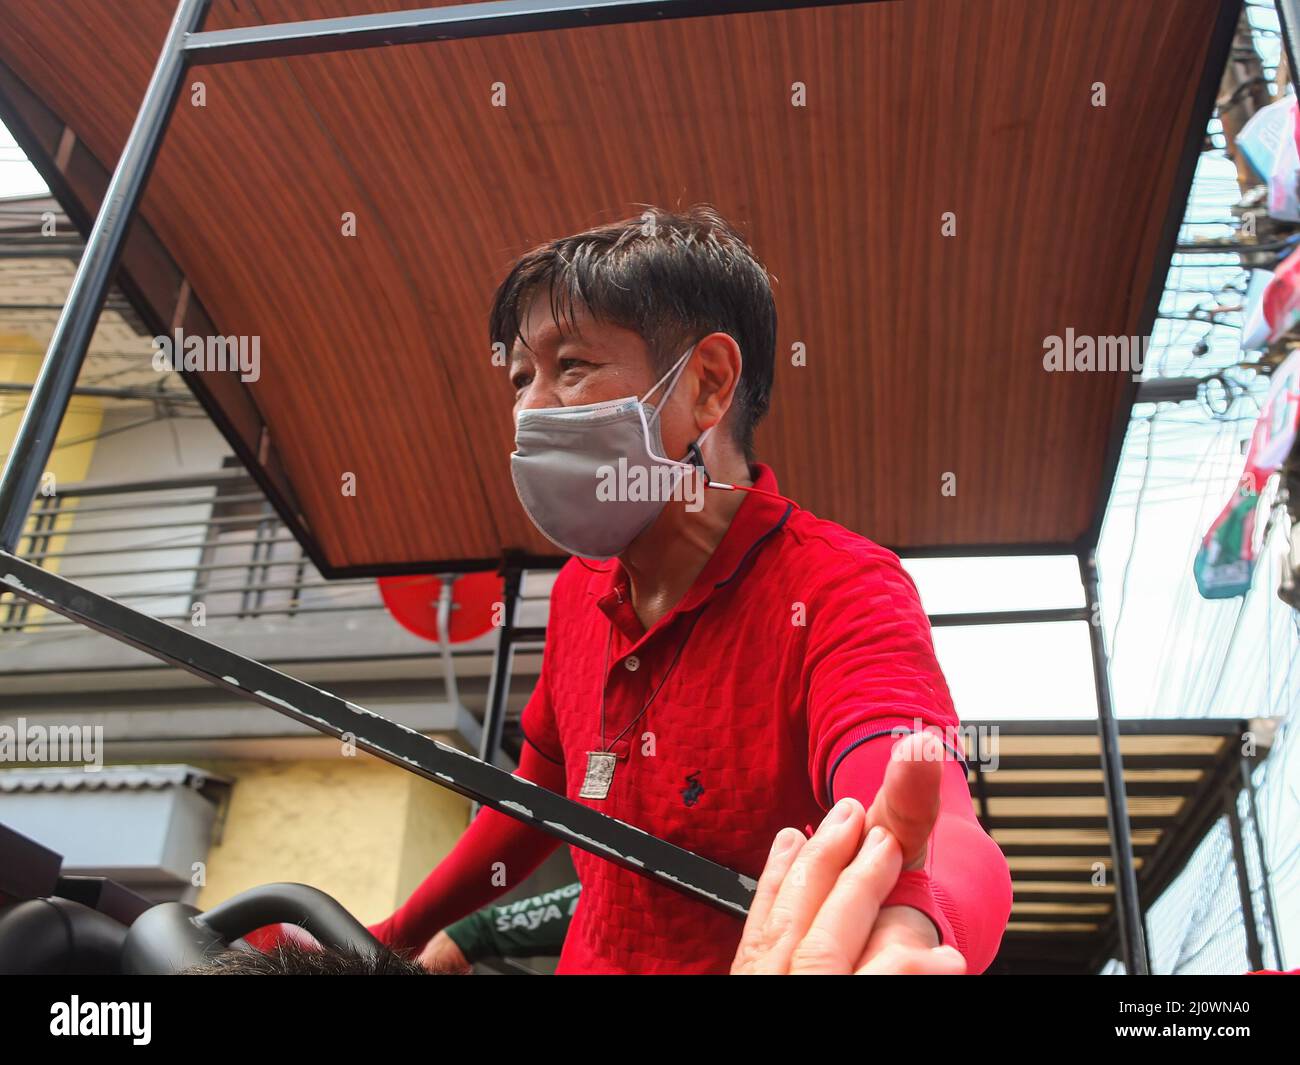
<box><xmin>0</xmin><ymin>549</ymin><xmax>756</xmax><ymax>917</ymax></box>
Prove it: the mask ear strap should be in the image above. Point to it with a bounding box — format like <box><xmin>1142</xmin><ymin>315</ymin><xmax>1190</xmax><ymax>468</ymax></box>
<box><xmin>639</xmin><ymin>341</ymin><xmax>718</xmax><ymax>470</ymax></box>
<box><xmin>641</xmin><ymin>344</ymin><xmax>697</xmax><ymax>414</ymax></box>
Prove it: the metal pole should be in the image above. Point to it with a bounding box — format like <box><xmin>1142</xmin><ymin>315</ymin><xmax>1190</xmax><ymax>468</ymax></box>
<box><xmin>1241</xmin><ymin>756</ymin><xmax>1285</xmax><ymax>968</ymax></box>
<box><xmin>1080</xmin><ymin>553</ymin><xmax>1150</xmax><ymax>974</ymax></box>
<box><xmin>1225</xmin><ymin>781</ymin><xmax>1265</xmax><ymax>971</ymax></box>
<box><xmin>436</xmin><ymin>573</ymin><xmax>460</xmax><ymax>711</ymax></box>
<box><xmin>0</xmin><ymin>0</ymin><xmax>210</xmax><ymax>551</ymax></box>
<box><xmin>479</xmin><ymin>566</ymin><xmax>521</xmax><ymax>773</ymax></box>
<box><xmin>468</xmin><ymin>565</ymin><xmax>520</xmax><ymax>819</ymax></box>
<box><xmin>181</xmin><ymin>0</ymin><xmax>876</xmax><ymax>65</ymax></box>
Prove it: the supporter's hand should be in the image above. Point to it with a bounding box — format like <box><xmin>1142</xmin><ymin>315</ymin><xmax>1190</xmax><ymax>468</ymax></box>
<box><xmin>417</xmin><ymin>931</ymin><xmax>472</xmax><ymax>974</ymax></box>
<box><xmin>731</xmin><ymin>797</ymin><xmax>966</xmax><ymax>975</ymax></box>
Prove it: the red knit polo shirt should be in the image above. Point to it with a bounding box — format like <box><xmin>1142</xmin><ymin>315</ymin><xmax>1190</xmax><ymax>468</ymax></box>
<box><xmin>521</xmin><ymin>463</ymin><xmax>960</xmax><ymax>974</ymax></box>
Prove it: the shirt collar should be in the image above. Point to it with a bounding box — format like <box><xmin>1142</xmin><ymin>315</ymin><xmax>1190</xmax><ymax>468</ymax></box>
<box><xmin>585</xmin><ymin>463</ymin><xmax>793</xmax><ymax>632</ymax></box>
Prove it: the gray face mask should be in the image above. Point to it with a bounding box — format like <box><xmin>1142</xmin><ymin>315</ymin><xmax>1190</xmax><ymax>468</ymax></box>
<box><xmin>510</xmin><ymin>345</ymin><xmax>715</xmax><ymax>559</ymax></box>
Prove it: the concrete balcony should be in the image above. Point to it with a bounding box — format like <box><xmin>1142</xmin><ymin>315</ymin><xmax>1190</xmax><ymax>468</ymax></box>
<box><xmin>0</xmin><ymin>468</ymin><xmax>551</xmax><ymax>762</ymax></box>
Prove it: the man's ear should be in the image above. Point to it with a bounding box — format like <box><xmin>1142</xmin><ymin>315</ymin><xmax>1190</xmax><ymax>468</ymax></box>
<box><xmin>690</xmin><ymin>332</ymin><xmax>743</xmax><ymax>434</ymax></box>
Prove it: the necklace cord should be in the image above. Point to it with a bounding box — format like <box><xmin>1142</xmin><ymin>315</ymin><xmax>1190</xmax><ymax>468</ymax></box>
<box><xmin>598</xmin><ymin>603</ymin><xmax>711</xmax><ymax>753</ymax></box>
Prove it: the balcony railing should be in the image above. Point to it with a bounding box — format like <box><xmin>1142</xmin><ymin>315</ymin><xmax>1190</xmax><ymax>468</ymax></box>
<box><xmin>1</xmin><ymin>468</ymin><xmax>383</xmax><ymax>632</ymax></box>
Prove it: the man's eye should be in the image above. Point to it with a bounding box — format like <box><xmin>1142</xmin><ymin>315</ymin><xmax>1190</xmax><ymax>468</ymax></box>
<box><xmin>559</xmin><ymin>358</ymin><xmax>587</xmax><ymax>374</ymax></box>
<box><xmin>511</xmin><ymin>372</ymin><xmax>532</xmax><ymax>391</ymax></box>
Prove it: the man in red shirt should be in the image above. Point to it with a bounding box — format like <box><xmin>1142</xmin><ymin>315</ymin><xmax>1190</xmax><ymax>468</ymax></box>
<box><xmin>369</xmin><ymin>206</ymin><xmax>1012</xmax><ymax>974</ymax></box>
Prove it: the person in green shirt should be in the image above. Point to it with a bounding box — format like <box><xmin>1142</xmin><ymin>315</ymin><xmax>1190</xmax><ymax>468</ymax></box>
<box><xmin>422</xmin><ymin>882</ymin><xmax>581</xmax><ymax>971</ymax></box>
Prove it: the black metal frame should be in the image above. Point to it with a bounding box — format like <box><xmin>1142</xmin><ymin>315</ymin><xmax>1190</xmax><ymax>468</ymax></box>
<box><xmin>0</xmin><ymin>548</ymin><xmax>754</xmax><ymax>916</ymax></box>
<box><xmin>1225</xmin><ymin>776</ymin><xmax>1265</xmax><ymax>971</ymax></box>
<box><xmin>0</xmin><ymin>0</ymin><xmax>1248</xmax><ymax>973</ymax></box>
<box><xmin>181</xmin><ymin>0</ymin><xmax>881</xmax><ymax>64</ymax></box>
<box><xmin>1080</xmin><ymin>554</ymin><xmax>1148</xmax><ymax>974</ymax></box>
<box><xmin>0</xmin><ymin>0</ymin><xmax>209</xmax><ymax>550</ymax></box>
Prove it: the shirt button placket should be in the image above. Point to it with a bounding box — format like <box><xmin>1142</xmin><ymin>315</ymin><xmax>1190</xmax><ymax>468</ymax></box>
<box><xmin>610</xmin><ymin>650</ymin><xmax>650</xmax><ymax>759</ymax></box>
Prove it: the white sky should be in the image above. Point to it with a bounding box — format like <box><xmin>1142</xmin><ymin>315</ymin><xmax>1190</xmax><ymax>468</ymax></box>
<box><xmin>0</xmin><ymin>126</ymin><xmax>46</xmax><ymax>198</ymax></box>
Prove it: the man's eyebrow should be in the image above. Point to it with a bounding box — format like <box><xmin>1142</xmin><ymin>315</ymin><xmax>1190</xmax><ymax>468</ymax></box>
<box><xmin>556</xmin><ymin>333</ymin><xmax>594</xmax><ymax>354</ymax></box>
<box><xmin>509</xmin><ymin>323</ymin><xmax>590</xmax><ymax>364</ymax></box>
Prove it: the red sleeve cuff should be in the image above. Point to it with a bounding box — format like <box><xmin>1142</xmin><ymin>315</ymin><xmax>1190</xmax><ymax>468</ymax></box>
<box><xmin>820</xmin><ymin>715</ymin><xmax>964</xmax><ymax>809</ymax></box>
<box><xmin>880</xmin><ymin>869</ymin><xmax>957</xmax><ymax>949</ymax></box>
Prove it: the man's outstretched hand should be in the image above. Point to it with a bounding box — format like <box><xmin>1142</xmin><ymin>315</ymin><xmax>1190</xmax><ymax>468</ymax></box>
<box><xmin>731</xmin><ymin>731</ymin><xmax>966</xmax><ymax>975</ymax></box>
<box><xmin>417</xmin><ymin>931</ymin><xmax>472</xmax><ymax>973</ymax></box>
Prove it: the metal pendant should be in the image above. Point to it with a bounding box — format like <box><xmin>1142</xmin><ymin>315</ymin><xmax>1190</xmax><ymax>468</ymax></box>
<box><xmin>579</xmin><ymin>751</ymin><xmax>618</xmax><ymax>800</ymax></box>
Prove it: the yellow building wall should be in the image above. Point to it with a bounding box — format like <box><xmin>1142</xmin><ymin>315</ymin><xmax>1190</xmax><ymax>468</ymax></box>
<box><xmin>0</xmin><ymin>333</ymin><xmax>104</xmax><ymax>507</ymax></box>
<box><xmin>0</xmin><ymin>334</ymin><xmax>103</xmax><ymax>624</ymax></box>
<box><xmin>192</xmin><ymin>754</ymin><xmax>470</xmax><ymax>927</ymax></box>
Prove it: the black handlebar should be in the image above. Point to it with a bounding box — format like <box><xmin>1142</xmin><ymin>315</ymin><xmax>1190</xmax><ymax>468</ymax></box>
<box><xmin>120</xmin><ymin>882</ymin><xmax>383</xmax><ymax>974</ymax></box>
<box><xmin>201</xmin><ymin>882</ymin><xmax>380</xmax><ymax>955</ymax></box>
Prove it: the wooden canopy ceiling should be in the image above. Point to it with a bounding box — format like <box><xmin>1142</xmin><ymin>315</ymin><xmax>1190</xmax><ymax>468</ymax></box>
<box><xmin>0</xmin><ymin>0</ymin><xmax>1237</xmax><ymax>575</ymax></box>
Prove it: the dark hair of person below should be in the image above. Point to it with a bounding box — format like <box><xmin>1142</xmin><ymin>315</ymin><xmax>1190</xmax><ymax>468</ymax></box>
<box><xmin>178</xmin><ymin>942</ymin><xmax>439</xmax><ymax>975</ymax></box>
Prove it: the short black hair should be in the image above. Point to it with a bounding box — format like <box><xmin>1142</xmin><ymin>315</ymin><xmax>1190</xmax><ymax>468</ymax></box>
<box><xmin>489</xmin><ymin>204</ymin><xmax>777</xmax><ymax>459</ymax></box>
<box><xmin>179</xmin><ymin>943</ymin><xmax>436</xmax><ymax>975</ymax></box>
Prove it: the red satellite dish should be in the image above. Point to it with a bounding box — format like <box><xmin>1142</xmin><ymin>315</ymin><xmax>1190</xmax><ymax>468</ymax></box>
<box><xmin>377</xmin><ymin>572</ymin><xmax>502</xmax><ymax>644</ymax></box>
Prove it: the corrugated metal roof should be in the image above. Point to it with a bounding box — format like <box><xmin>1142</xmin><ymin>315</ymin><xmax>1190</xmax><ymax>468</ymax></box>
<box><xmin>974</xmin><ymin>718</ymin><xmax>1253</xmax><ymax>974</ymax></box>
<box><xmin>0</xmin><ymin>764</ymin><xmax>229</xmax><ymax>794</ymax></box>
